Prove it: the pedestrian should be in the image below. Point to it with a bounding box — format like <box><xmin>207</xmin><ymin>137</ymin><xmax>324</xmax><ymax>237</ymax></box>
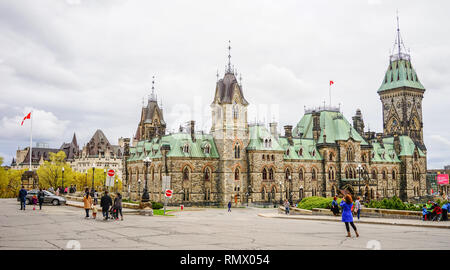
<box><xmin>31</xmin><ymin>195</ymin><xmax>37</xmax><ymax>210</ymax></box>
<box><xmin>37</xmin><ymin>188</ymin><xmax>45</xmax><ymax>210</ymax></box>
<box><xmin>48</xmin><ymin>186</ymin><xmax>54</xmax><ymax>194</ymax></box>
<box><xmin>284</xmin><ymin>200</ymin><xmax>290</xmax><ymax>215</ymax></box>
<box><xmin>422</xmin><ymin>205</ymin><xmax>428</xmax><ymax>221</ymax></box>
<box><xmin>114</xmin><ymin>193</ymin><xmax>123</xmax><ymax>221</ymax></box>
<box><xmin>442</xmin><ymin>202</ymin><xmax>449</xmax><ymax>221</ymax></box>
<box><xmin>432</xmin><ymin>203</ymin><xmax>442</xmax><ymax>222</ymax></box>
<box><xmin>228</xmin><ymin>201</ymin><xmax>232</xmax><ymax>212</ymax></box>
<box><xmin>354</xmin><ymin>196</ymin><xmax>361</xmax><ymax>220</ymax></box>
<box><xmin>100</xmin><ymin>191</ymin><xmax>113</xmax><ymax>220</ymax></box>
<box><xmin>92</xmin><ymin>202</ymin><xmax>98</xmax><ymax>219</ymax></box>
<box><xmin>94</xmin><ymin>190</ymin><xmax>98</xmax><ymax>205</ymax></box>
<box><xmin>83</xmin><ymin>189</ymin><xmax>93</xmax><ymax>218</ymax></box>
<box><xmin>64</xmin><ymin>186</ymin><xmax>68</xmax><ymax>194</ymax></box>
<box><xmin>426</xmin><ymin>201</ymin><xmax>433</xmax><ymax>220</ymax></box>
<box><xmin>55</xmin><ymin>187</ymin><xmax>60</xmax><ymax>196</ymax></box>
<box><xmin>339</xmin><ymin>194</ymin><xmax>359</xmax><ymax>237</ymax></box>
<box><xmin>18</xmin><ymin>186</ymin><xmax>27</xmax><ymax>211</ymax></box>
<box><xmin>331</xmin><ymin>196</ymin><xmax>340</xmax><ymax>216</ymax></box>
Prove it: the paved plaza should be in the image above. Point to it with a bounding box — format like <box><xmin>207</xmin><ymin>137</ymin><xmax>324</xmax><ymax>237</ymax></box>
<box><xmin>0</xmin><ymin>198</ymin><xmax>449</xmax><ymax>250</ymax></box>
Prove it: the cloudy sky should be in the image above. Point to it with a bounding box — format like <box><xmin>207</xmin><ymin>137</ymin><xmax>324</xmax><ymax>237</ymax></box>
<box><xmin>0</xmin><ymin>0</ymin><xmax>449</xmax><ymax>169</ymax></box>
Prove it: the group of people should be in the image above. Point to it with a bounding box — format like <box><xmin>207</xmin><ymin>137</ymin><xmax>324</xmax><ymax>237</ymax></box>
<box><xmin>331</xmin><ymin>196</ymin><xmax>362</xmax><ymax>220</ymax></box>
<box><xmin>82</xmin><ymin>188</ymin><xmax>123</xmax><ymax>221</ymax></box>
<box><xmin>18</xmin><ymin>186</ymin><xmax>46</xmax><ymax>211</ymax></box>
<box><xmin>422</xmin><ymin>201</ymin><xmax>449</xmax><ymax>221</ymax></box>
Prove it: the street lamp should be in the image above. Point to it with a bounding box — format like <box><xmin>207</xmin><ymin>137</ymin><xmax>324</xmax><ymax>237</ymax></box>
<box><xmin>115</xmin><ymin>179</ymin><xmax>118</xmax><ymax>193</ymax></box>
<box><xmin>62</xmin><ymin>167</ymin><xmax>65</xmax><ymax>194</ymax></box>
<box><xmin>142</xmin><ymin>157</ymin><xmax>151</xmax><ymax>202</ymax></box>
<box><xmin>356</xmin><ymin>164</ymin><xmax>363</xmax><ymax>197</ymax></box>
<box><xmin>288</xmin><ymin>175</ymin><xmax>292</xmax><ymax>204</ymax></box>
<box><xmin>138</xmin><ymin>178</ymin><xmax>141</xmax><ymax>199</ymax></box>
<box><xmin>279</xmin><ymin>181</ymin><xmax>283</xmax><ymax>205</ymax></box>
<box><xmin>91</xmin><ymin>163</ymin><xmax>96</xmax><ymax>196</ymax></box>
<box><xmin>103</xmin><ymin>169</ymin><xmax>107</xmax><ymax>192</ymax></box>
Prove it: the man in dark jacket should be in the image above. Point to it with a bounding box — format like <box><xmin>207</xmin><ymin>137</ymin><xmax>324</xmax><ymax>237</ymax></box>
<box><xmin>100</xmin><ymin>191</ymin><xmax>113</xmax><ymax>220</ymax></box>
<box><xmin>37</xmin><ymin>188</ymin><xmax>45</xmax><ymax>210</ymax></box>
<box><xmin>18</xmin><ymin>186</ymin><xmax>27</xmax><ymax>210</ymax></box>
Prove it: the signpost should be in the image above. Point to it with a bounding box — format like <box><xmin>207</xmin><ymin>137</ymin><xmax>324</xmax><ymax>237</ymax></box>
<box><xmin>106</xmin><ymin>169</ymin><xmax>115</xmax><ymax>191</ymax></box>
<box><xmin>162</xmin><ymin>176</ymin><xmax>171</xmax><ymax>215</ymax></box>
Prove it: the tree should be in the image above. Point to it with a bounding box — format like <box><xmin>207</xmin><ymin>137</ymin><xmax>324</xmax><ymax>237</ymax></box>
<box><xmin>37</xmin><ymin>151</ymin><xmax>74</xmax><ymax>189</ymax></box>
<box><xmin>0</xmin><ymin>168</ymin><xmax>25</xmax><ymax>198</ymax></box>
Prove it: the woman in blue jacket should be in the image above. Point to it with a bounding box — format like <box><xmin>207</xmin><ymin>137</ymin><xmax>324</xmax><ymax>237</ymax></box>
<box><xmin>340</xmin><ymin>194</ymin><xmax>359</xmax><ymax>237</ymax></box>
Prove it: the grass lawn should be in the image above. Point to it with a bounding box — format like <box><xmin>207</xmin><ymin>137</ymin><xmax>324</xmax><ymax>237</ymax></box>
<box><xmin>153</xmin><ymin>209</ymin><xmax>174</xmax><ymax>216</ymax></box>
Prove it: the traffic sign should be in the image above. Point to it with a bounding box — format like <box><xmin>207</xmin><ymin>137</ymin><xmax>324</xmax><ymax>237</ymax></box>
<box><xmin>165</xmin><ymin>189</ymin><xmax>173</xmax><ymax>198</ymax></box>
<box><xmin>108</xmin><ymin>169</ymin><xmax>115</xmax><ymax>177</ymax></box>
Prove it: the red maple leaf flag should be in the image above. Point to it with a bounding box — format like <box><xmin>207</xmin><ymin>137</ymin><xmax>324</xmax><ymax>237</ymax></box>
<box><xmin>330</xmin><ymin>80</ymin><xmax>334</xmax><ymax>86</ymax></box>
<box><xmin>21</xmin><ymin>112</ymin><xmax>31</xmax><ymax>126</ymax></box>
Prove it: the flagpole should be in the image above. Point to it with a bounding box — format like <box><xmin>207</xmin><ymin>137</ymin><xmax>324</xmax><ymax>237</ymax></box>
<box><xmin>329</xmin><ymin>84</ymin><xmax>331</xmax><ymax>106</ymax></box>
<box><xmin>29</xmin><ymin>110</ymin><xmax>32</xmax><ymax>171</ymax></box>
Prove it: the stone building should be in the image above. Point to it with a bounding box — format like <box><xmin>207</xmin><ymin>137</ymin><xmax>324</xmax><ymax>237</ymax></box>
<box><xmin>126</xmin><ymin>26</ymin><xmax>427</xmax><ymax>206</ymax></box>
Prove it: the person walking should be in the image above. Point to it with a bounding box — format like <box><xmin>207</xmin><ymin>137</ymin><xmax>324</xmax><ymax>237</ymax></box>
<box><xmin>94</xmin><ymin>190</ymin><xmax>98</xmax><ymax>205</ymax></box>
<box><xmin>18</xmin><ymin>186</ymin><xmax>27</xmax><ymax>211</ymax></box>
<box><xmin>354</xmin><ymin>196</ymin><xmax>361</xmax><ymax>220</ymax></box>
<box><xmin>228</xmin><ymin>201</ymin><xmax>232</xmax><ymax>212</ymax></box>
<box><xmin>284</xmin><ymin>200</ymin><xmax>290</xmax><ymax>215</ymax></box>
<box><xmin>83</xmin><ymin>189</ymin><xmax>93</xmax><ymax>218</ymax></box>
<box><xmin>113</xmin><ymin>193</ymin><xmax>123</xmax><ymax>221</ymax></box>
<box><xmin>31</xmin><ymin>195</ymin><xmax>37</xmax><ymax>210</ymax></box>
<box><xmin>37</xmin><ymin>188</ymin><xmax>45</xmax><ymax>210</ymax></box>
<box><xmin>340</xmin><ymin>194</ymin><xmax>359</xmax><ymax>237</ymax></box>
<box><xmin>331</xmin><ymin>196</ymin><xmax>340</xmax><ymax>216</ymax></box>
<box><xmin>442</xmin><ymin>202</ymin><xmax>449</xmax><ymax>221</ymax></box>
<box><xmin>55</xmin><ymin>187</ymin><xmax>60</xmax><ymax>196</ymax></box>
<box><xmin>100</xmin><ymin>191</ymin><xmax>113</xmax><ymax>220</ymax></box>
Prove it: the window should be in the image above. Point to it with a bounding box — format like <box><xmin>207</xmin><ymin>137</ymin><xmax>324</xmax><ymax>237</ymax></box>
<box><xmin>413</xmin><ymin>166</ymin><xmax>420</xmax><ymax>181</ymax></box>
<box><xmin>262</xmin><ymin>155</ymin><xmax>265</xmax><ymax>160</ymax></box>
<box><xmin>382</xmin><ymin>170</ymin><xmax>387</xmax><ymax>180</ymax></box>
<box><xmin>271</xmin><ymin>155</ymin><xmax>274</xmax><ymax>161</ymax></box>
<box><xmin>183</xmin><ymin>167</ymin><xmax>190</xmax><ymax>181</ymax></box>
<box><xmin>269</xmin><ymin>168</ymin><xmax>274</xmax><ymax>180</ymax></box>
<box><xmin>329</xmin><ymin>152</ymin><xmax>333</xmax><ymax>161</ymax></box>
<box><xmin>232</xmin><ymin>102</ymin><xmax>239</xmax><ymax>119</ymax></box>
<box><xmin>392</xmin><ymin>170</ymin><xmax>397</xmax><ymax>180</ymax></box>
<box><xmin>234</xmin><ymin>143</ymin><xmax>240</xmax><ymax>159</ymax></box>
<box><xmin>299</xmin><ymin>148</ymin><xmax>303</xmax><ymax>157</ymax></box>
<box><xmin>312</xmin><ymin>168</ymin><xmax>317</xmax><ymax>181</ymax></box>
<box><xmin>204</xmin><ymin>167</ymin><xmax>210</xmax><ymax>181</ymax></box>
<box><xmin>299</xmin><ymin>168</ymin><xmax>304</xmax><ymax>181</ymax></box>
<box><xmin>372</xmin><ymin>170</ymin><xmax>377</xmax><ymax>180</ymax></box>
<box><xmin>328</xmin><ymin>167</ymin><xmax>335</xmax><ymax>181</ymax></box>
<box><xmin>285</xmin><ymin>168</ymin><xmax>291</xmax><ymax>181</ymax></box>
<box><xmin>286</xmin><ymin>149</ymin><xmax>290</xmax><ymax>156</ymax></box>
<box><xmin>183</xmin><ymin>144</ymin><xmax>189</xmax><ymax>153</ymax></box>
<box><xmin>234</xmin><ymin>168</ymin><xmax>240</xmax><ymax>181</ymax></box>
<box><xmin>346</xmin><ymin>146</ymin><xmax>354</xmax><ymax>161</ymax></box>
<box><xmin>204</xmin><ymin>144</ymin><xmax>211</xmax><ymax>154</ymax></box>
<box><xmin>262</xmin><ymin>168</ymin><xmax>267</xmax><ymax>180</ymax></box>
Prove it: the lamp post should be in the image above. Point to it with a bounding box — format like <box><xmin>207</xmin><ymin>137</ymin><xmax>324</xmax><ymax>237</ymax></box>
<box><xmin>91</xmin><ymin>163</ymin><xmax>96</xmax><ymax>196</ymax></box>
<box><xmin>115</xmin><ymin>179</ymin><xmax>118</xmax><ymax>193</ymax></box>
<box><xmin>288</xmin><ymin>175</ymin><xmax>292</xmax><ymax>204</ymax></box>
<box><xmin>138</xmin><ymin>178</ymin><xmax>141</xmax><ymax>199</ymax></box>
<box><xmin>62</xmin><ymin>167</ymin><xmax>65</xmax><ymax>194</ymax></box>
<box><xmin>142</xmin><ymin>157</ymin><xmax>151</xmax><ymax>202</ymax></box>
<box><xmin>279</xmin><ymin>181</ymin><xmax>283</xmax><ymax>205</ymax></box>
<box><xmin>356</xmin><ymin>164</ymin><xmax>363</xmax><ymax>197</ymax></box>
<box><xmin>103</xmin><ymin>169</ymin><xmax>106</xmax><ymax>192</ymax></box>
<box><xmin>85</xmin><ymin>172</ymin><xmax>87</xmax><ymax>189</ymax></box>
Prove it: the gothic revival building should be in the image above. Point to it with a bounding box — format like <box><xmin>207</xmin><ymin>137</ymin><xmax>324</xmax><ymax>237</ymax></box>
<box><xmin>126</xmin><ymin>26</ymin><xmax>427</xmax><ymax>206</ymax></box>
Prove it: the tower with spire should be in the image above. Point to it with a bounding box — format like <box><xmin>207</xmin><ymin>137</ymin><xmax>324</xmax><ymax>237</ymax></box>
<box><xmin>378</xmin><ymin>13</ymin><xmax>426</xmax><ymax>151</ymax></box>
<box><xmin>211</xmin><ymin>41</ymin><xmax>250</xmax><ymax>204</ymax></box>
<box><xmin>133</xmin><ymin>76</ymin><xmax>166</xmax><ymax>145</ymax></box>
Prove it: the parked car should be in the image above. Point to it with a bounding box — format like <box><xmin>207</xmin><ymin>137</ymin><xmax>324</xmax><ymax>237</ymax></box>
<box><xmin>18</xmin><ymin>190</ymin><xmax>66</xmax><ymax>206</ymax></box>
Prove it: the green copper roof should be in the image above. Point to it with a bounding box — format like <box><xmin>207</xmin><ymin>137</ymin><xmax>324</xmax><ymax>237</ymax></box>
<box><xmin>293</xmin><ymin>110</ymin><xmax>368</xmax><ymax>146</ymax></box>
<box><xmin>128</xmin><ymin>133</ymin><xmax>219</xmax><ymax>161</ymax></box>
<box><xmin>398</xmin><ymin>136</ymin><xmax>426</xmax><ymax>157</ymax></box>
<box><xmin>378</xmin><ymin>59</ymin><xmax>425</xmax><ymax>92</ymax></box>
<box><xmin>247</xmin><ymin>125</ymin><xmax>284</xmax><ymax>151</ymax></box>
<box><xmin>369</xmin><ymin>135</ymin><xmax>425</xmax><ymax>163</ymax></box>
<box><xmin>278</xmin><ymin>137</ymin><xmax>322</xmax><ymax>161</ymax></box>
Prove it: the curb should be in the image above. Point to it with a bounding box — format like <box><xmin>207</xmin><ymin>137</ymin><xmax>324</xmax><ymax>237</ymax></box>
<box><xmin>258</xmin><ymin>214</ymin><xmax>450</xmax><ymax>229</ymax></box>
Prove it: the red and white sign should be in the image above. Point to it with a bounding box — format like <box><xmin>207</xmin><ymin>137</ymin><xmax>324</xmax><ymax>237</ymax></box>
<box><xmin>437</xmin><ymin>174</ymin><xmax>449</xmax><ymax>185</ymax></box>
<box><xmin>108</xmin><ymin>169</ymin><xmax>115</xmax><ymax>177</ymax></box>
<box><xmin>165</xmin><ymin>189</ymin><xmax>173</xmax><ymax>198</ymax></box>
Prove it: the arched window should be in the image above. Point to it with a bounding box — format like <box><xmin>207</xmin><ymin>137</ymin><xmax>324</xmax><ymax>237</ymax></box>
<box><xmin>372</xmin><ymin>170</ymin><xmax>377</xmax><ymax>180</ymax></box>
<box><xmin>382</xmin><ymin>170</ymin><xmax>387</xmax><ymax>180</ymax></box>
<box><xmin>262</xmin><ymin>168</ymin><xmax>267</xmax><ymax>180</ymax></box>
<box><xmin>347</xmin><ymin>146</ymin><xmax>354</xmax><ymax>161</ymax></box>
<box><xmin>312</xmin><ymin>168</ymin><xmax>317</xmax><ymax>181</ymax></box>
<box><xmin>268</xmin><ymin>139</ymin><xmax>272</xmax><ymax>148</ymax></box>
<box><xmin>271</xmin><ymin>155</ymin><xmax>274</xmax><ymax>161</ymax></box>
<box><xmin>261</xmin><ymin>187</ymin><xmax>266</xmax><ymax>201</ymax></box>
<box><xmin>234</xmin><ymin>168</ymin><xmax>240</xmax><ymax>181</ymax></box>
<box><xmin>204</xmin><ymin>144</ymin><xmax>211</xmax><ymax>154</ymax></box>
<box><xmin>183</xmin><ymin>144</ymin><xmax>190</xmax><ymax>153</ymax></box>
<box><xmin>204</xmin><ymin>167</ymin><xmax>211</xmax><ymax>181</ymax></box>
<box><xmin>262</xmin><ymin>155</ymin><xmax>265</xmax><ymax>160</ymax></box>
<box><xmin>269</xmin><ymin>168</ymin><xmax>274</xmax><ymax>180</ymax></box>
<box><xmin>286</xmin><ymin>149</ymin><xmax>290</xmax><ymax>156</ymax></box>
<box><xmin>234</xmin><ymin>143</ymin><xmax>240</xmax><ymax>159</ymax></box>
<box><xmin>232</xmin><ymin>102</ymin><xmax>239</xmax><ymax>119</ymax></box>
<box><xmin>329</xmin><ymin>152</ymin><xmax>334</xmax><ymax>161</ymax></box>
<box><xmin>413</xmin><ymin>166</ymin><xmax>420</xmax><ymax>181</ymax></box>
<box><xmin>285</xmin><ymin>168</ymin><xmax>291</xmax><ymax>181</ymax></box>
<box><xmin>392</xmin><ymin>170</ymin><xmax>397</xmax><ymax>180</ymax></box>
<box><xmin>299</xmin><ymin>168</ymin><xmax>304</xmax><ymax>181</ymax></box>
<box><xmin>299</xmin><ymin>148</ymin><xmax>303</xmax><ymax>157</ymax></box>
<box><xmin>328</xmin><ymin>167</ymin><xmax>335</xmax><ymax>181</ymax></box>
<box><xmin>183</xmin><ymin>167</ymin><xmax>190</xmax><ymax>181</ymax></box>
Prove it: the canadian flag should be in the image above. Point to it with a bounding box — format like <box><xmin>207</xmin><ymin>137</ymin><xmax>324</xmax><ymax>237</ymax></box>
<box><xmin>21</xmin><ymin>112</ymin><xmax>31</xmax><ymax>126</ymax></box>
<box><xmin>330</xmin><ymin>80</ymin><xmax>334</xmax><ymax>86</ymax></box>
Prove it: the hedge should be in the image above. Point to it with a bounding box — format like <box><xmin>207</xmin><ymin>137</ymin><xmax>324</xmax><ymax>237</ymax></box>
<box><xmin>297</xmin><ymin>196</ymin><xmax>342</xmax><ymax>210</ymax></box>
<box><xmin>364</xmin><ymin>196</ymin><xmax>422</xmax><ymax>211</ymax></box>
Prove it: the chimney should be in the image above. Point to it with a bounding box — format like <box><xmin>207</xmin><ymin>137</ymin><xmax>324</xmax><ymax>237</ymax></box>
<box><xmin>284</xmin><ymin>125</ymin><xmax>293</xmax><ymax>145</ymax></box>
<box><xmin>269</xmin><ymin>122</ymin><xmax>278</xmax><ymax>140</ymax></box>
<box><xmin>312</xmin><ymin>112</ymin><xmax>321</xmax><ymax>142</ymax></box>
<box><xmin>190</xmin><ymin>120</ymin><xmax>196</xmax><ymax>142</ymax></box>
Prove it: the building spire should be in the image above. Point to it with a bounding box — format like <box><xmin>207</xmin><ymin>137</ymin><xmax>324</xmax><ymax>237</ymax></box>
<box><xmin>149</xmin><ymin>75</ymin><xmax>156</xmax><ymax>101</ymax></box>
<box><xmin>391</xmin><ymin>11</ymin><xmax>410</xmax><ymax>61</ymax></box>
<box><xmin>226</xmin><ymin>40</ymin><xmax>233</xmax><ymax>74</ymax></box>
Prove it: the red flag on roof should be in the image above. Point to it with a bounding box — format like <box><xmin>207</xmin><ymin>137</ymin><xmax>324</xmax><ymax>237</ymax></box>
<box><xmin>330</xmin><ymin>80</ymin><xmax>334</xmax><ymax>86</ymax></box>
<box><xmin>21</xmin><ymin>112</ymin><xmax>31</xmax><ymax>126</ymax></box>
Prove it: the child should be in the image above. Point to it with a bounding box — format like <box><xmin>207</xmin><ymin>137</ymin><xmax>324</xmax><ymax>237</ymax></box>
<box><xmin>92</xmin><ymin>203</ymin><xmax>98</xmax><ymax>219</ymax></box>
<box><xmin>422</xmin><ymin>205</ymin><xmax>427</xmax><ymax>221</ymax></box>
<box><xmin>31</xmin><ymin>195</ymin><xmax>38</xmax><ymax>210</ymax></box>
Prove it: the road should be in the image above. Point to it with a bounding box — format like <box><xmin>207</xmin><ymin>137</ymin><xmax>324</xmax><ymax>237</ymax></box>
<box><xmin>0</xmin><ymin>198</ymin><xmax>449</xmax><ymax>250</ymax></box>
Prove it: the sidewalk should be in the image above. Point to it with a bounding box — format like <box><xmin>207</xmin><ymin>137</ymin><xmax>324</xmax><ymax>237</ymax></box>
<box><xmin>258</xmin><ymin>212</ymin><xmax>450</xmax><ymax>229</ymax></box>
<box><xmin>65</xmin><ymin>200</ymin><xmax>141</xmax><ymax>215</ymax></box>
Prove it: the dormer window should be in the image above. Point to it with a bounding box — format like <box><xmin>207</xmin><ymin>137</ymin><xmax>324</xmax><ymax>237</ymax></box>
<box><xmin>298</xmin><ymin>148</ymin><xmax>303</xmax><ymax>157</ymax></box>
<box><xmin>183</xmin><ymin>144</ymin><xmax>190</xmax><ymax>153</ymax></box>
<box><xmin>286</xmin><ymin>149</ymin><xmax>290</xmax><ymax>156</ymax></box>
<box><xmin>204</xmin><ymin>144</ymin><xmax>211</xmax><ymax>154</ymax></box>
<box><xmin>312</xmin><ymin>150</ymin><xmax>316</xmax><ymax>157</ymax></box>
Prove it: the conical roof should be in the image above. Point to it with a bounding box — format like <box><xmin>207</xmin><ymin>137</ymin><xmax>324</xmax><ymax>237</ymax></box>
<box><xmin>214</xmin><ymin>72</ymin><xmax>248</xmax><ymax>105</ymax></box>
<box><xmin>378</xmin><ymin>59</ymin><xmax>425</xmax><ymax>92</ymax></box>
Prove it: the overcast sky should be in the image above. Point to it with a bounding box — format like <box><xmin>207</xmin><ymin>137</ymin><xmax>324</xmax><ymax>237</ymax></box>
<box><xmin>0</xmin><ymin>0</ymin><xmax>449</xmax><ymax>169</ymax></box>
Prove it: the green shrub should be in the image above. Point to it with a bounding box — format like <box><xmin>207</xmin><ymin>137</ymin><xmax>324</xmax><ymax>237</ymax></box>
<box><xmin>297</xmin><ymin>196</ymin><xmax>342</xmax><ymax>210</ymax></box>
<box><xmin>151</xmin><ymin>201</ymin><xmax>163</xmax><ymax>209</ymax></box>
<box><xmin>364</xmin><ymin>196</ymin><xmax>421</xmax><ymax>211</ymax></box>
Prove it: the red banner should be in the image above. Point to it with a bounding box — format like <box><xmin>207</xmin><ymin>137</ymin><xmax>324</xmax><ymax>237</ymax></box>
<box><xmin>437</xmin><ymin>174</ymin><xmax>449</xmax><ymax>185</ymax></box>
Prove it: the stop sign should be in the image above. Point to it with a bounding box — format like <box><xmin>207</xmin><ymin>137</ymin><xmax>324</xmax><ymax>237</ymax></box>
<box><xmin>107</xmin><ymin>169</ymin><xmax>115</xmax><ymax>177</ymax></box>
<box><xmin>165</xmin><ymin>189</ymin><xmax>173</xmax><ymax>198</ymax></box>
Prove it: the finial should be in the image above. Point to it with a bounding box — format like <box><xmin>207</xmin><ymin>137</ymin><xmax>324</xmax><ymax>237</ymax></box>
<box><xmin>216</xmin><ymin>69</ymin><xmax>219</xmax><ymax>81</ymax></box>
<box><xmin>227</xmin><ymin>40</ymin><xmax>232</xmax><ymax>73</ymax></box>
<box><xmin>142</xmin><ymin>97</ymin><xmax>145</xmax><ymax>107</ymax></box>
<box><xmin>150</xmin><ymin>75</ymin><xmax>156</xmax><ymax>101</ymax></box>
<box><xmin>239</xmin><ymin>73</ymin><xmax>242</xmax><ymax>85</ymax></box>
